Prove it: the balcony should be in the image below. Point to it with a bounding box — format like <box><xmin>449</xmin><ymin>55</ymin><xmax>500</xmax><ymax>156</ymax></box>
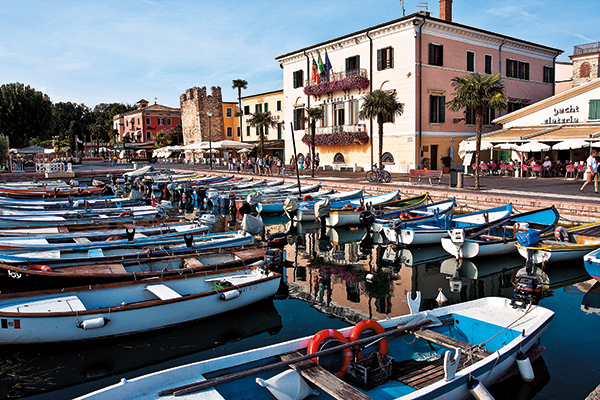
<box><xmin>302</xmin><ymin>124</ymin><xmax>368</xmax><ymax>147</ymax></box>
<box><xmin>304</xmin><ymin>69</ymin><xmax>370</xmax><ymax>96</ymax></box>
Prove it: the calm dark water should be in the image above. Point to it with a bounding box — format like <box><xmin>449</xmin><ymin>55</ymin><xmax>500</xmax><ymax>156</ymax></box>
<box><xmin>0</xmin><ymin>217</ymin><xmax>597</xmax><ymax>400</ymax></box>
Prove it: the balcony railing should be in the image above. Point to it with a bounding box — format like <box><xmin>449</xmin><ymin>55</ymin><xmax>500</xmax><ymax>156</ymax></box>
<box><xmin>304</xmin><ymin>69</ymin><xmax>370</xmax><ymax>96</ymax></box>
<box><xmin>316</xmin><ymin>124</ymin><xmax>366</xmax><ymax>135</ymax></box>
<box><xmin>305</xmin><ymin>68</ymin><xmax>368</xmax><ymax>87</ymax></box>
<box><xmin>574</xmin><ymin>42</ymin><xmax>600</xmax><ymax>55</ymax></box>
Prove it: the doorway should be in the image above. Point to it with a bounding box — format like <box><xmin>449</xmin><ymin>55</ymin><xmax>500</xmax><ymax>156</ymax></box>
<box><xmin>430</xmin><ymin>145</ymin><xmax>438</xmax><ymax>170</ymax></box>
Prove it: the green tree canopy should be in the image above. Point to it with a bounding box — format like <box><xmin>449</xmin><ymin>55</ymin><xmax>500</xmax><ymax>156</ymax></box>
<box><xmin>248</xmin><ymin>111</ymin><xmax>277</xmax><ymax>157</ymax></box>
<box><xmin>0</xmin><ymin>83</ymin><xmax>53</xmax><ymax>148</ymax></box>
<box><xmin>304</xmin><ymin>107</ymin><xmax>324</xmax><ymax>177</ymax></box>
<box><xmin>446</xmin><ymin>73</ymin><xmax>507</xmax><ymax>190</ymax></box>
<box><xmin>358</xmin><ymin>90</ymin><xmax>404</xmax><ymax>169</ymax></box>
<box><xmin>232</xmin><ymin>79</ymin><xmax>248</xmax><ymax>142</ymax></box>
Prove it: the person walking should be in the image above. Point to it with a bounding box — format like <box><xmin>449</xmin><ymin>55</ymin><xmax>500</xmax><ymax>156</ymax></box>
<box><xmin>581</xmin><ymin>149</ymin><xmax>598</xmax><ymax>193</ymax></box>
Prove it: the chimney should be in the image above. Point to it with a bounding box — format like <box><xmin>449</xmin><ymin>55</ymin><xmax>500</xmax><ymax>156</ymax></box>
<box><xmin>440</xmin><ymin>0</ymin><xmax>452</xmax><ymax>22</ymax></box>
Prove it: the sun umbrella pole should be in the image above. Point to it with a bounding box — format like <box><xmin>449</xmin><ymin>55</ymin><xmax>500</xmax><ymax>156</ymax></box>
<box><xmin>289</xmin><ymin>123</ymin><xmax>302</xmax><ymax>197</ymax></box>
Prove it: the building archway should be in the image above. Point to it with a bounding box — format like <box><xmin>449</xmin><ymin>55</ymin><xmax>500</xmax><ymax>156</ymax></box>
<box><xmin>333</xmin><ymin>152</ymin><xmax>345</xmax><ymax>163</ymax></box>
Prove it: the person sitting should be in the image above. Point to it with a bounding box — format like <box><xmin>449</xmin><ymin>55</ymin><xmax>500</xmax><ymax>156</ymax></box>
<box><xmin>542</xmin><ymin>156</ymin><xmax>552</xmax><ymax>177</ymax></box>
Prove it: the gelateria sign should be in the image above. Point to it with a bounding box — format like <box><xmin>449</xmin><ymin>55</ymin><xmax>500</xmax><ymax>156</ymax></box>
<box><xmin>543</xmin><ymin>105</ymin><xmax>580</xmax><ymax>124</ymax></box>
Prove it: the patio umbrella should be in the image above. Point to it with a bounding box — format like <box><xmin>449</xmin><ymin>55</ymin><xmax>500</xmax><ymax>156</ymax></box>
<box><xmin>515</xmin><ymin>141</ymin><xmax>550</xmax><ymax>153</ymax></box>
<box><xmin>493</xmin><ymin>143</ymin><xmax>518</xmax><ymax>150</ymax></box>
<box><xmin>458</xmin><ymin>140</ymin><xmax>493</xmax><ymax>158</ymax></box>
<box><xmin>552</xmin><ymin>139</ymin><xmax>590</xmax><ymax>150</ymax></box>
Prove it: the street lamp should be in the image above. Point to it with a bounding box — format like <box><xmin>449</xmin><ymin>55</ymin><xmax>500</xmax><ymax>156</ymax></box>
<box><xmin>207</xmin><ymin>111</ymin><xmax>213</xmax><ymax>170</ymax></box>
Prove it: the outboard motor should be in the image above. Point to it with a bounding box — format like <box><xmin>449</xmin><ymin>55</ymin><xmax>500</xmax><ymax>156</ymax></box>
<box><xmin>143</xmin><ymin>179</ymin><xmax>153</xmax><ymax>198</ymax></box>
<box><xmin>264</xmin><ymin>248</ymin><xmax>284</xmax><ymax>273</ymax></box>
<box><xmin>101</xmin><ymin>184</ymin><xmax>115</xmax><ymax>196</ymax></box>
<box><xmin>238</xmin><ymin>202</ymin><xmax>253</xmax><ymax>216</ymax></box>
<box><xmin>359</xmin><ymin>211</ymin><xmax>375</xmax><ymax>232</ymax></box>
<box><xmin>267</xmin><ymin>232</ymin><xmax>288</xmax><ymax>249</ymax></box>
<box><xmin>183</xmin><ymin>186</ymin><xmax>195</xmax><ymax>213</ymax></box>
<box><xmin>157</xmin><ymin>182</ymin><xmax>167</xmax><ymax>202</ymax></box>
<box><xmin>512</xmin><ymin>275</ymin><xmax>543</xmax><ymax>307</ymax></box>
<box><xmin>196</xmin><ymin>187</ymin><xmax>206</xmax><ymax>210</ymax></box>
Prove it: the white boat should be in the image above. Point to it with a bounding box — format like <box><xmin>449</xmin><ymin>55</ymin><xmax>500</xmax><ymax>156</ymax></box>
<box><xmin>76</xmin><ymin>296</ymin><xmax>553</xmax><ymax>400</ymax></box>
<box><xmin>384</xmin><ymin>204</ymin><xmax>513</xmax><ymax>246</ymax></box>
<box><xmin>441</xmin><ymin>206</ymin><xmax>560</xmax><ymax>259</ymax></box>
<box><xmin>0</xmin><ymin>264</ymin><xmax>281</xmax><ymax>344</ymax></box>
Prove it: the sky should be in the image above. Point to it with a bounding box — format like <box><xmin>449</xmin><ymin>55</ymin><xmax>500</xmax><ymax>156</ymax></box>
<box><xmin>1</xmin><ymin>0</ymin><xmax>598</xmax><ymax>109</ymax></box>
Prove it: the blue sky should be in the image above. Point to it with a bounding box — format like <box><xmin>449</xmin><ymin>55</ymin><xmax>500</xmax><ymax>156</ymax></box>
<box><xmin>1</xmin><ymin>0</ymin><xmax>597</xmax><ymax>108</ymax></box>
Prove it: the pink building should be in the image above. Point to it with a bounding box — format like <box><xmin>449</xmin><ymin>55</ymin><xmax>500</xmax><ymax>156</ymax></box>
<box><xmin>276</xmin><ymin>0</ymin><xmax>562</xmax><ymax>171</ymax></box>
<box><xmin>113</xmin><ymin>99</ymin><xmax>181</xmax><ymax>144</ymax></box>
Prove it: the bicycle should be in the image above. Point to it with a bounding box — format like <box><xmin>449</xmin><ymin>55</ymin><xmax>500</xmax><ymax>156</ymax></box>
<box><xmin>366</xmin><ymin>164</ymin><xmax>391</xmax><ymax>183</ymax></box>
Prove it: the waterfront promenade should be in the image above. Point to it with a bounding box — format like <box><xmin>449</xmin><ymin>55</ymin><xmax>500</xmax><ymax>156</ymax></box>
<box><xmin>9</xmin><ymin>160</ymin><xmax>600</xmax><ymax>223</ymax></box>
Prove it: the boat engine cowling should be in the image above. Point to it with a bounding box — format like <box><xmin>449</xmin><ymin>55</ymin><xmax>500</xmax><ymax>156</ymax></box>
<box><xmin>512</xmin><ymin>275</ymin><xmax>543</xmax><ymax>307</ymax></box>
<box><xmin>264</xmin><ymin>248</ymin><xmax>284</xmax><ymax>272</ymax></box>
<box><xmin>359</xmin><ymin>211</ymin><xmax>375</xmax><ymax>230</ymax></box>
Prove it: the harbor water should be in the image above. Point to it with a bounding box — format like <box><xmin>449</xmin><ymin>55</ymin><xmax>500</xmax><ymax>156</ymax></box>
<box><xmin>0</xmin><ymin>215</ymin><xmax>598</xmax><ymax>399</ymax></box>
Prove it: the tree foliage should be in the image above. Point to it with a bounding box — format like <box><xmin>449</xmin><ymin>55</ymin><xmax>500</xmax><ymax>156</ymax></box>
<box><xmin>248</xmin><ymin>111</ymin><xmax>277</xmax><ymax>157</ymax></box>
<box><xmin>232</xmin><ymin>79</ymin><xmax>248</xmax><ymax>142</ymax></box>
<box><xmin>154</xmin><ymin>125</ymin><xmax>183</xmax><ymax>148</ymax></box>
<box><xmin>0</xmin><ymin>83</ymin><xmax>53</xmax><ymax>148</ymax></box>
<box><xmin>358</xmin><ymin>90</ymin><xmax>404</xmax><ymax>169</ymax></box>
<box><xmin>304</xmin><ymin>107</ymin><xmax>324</xmax><ymax>177</ymax></box>
<box><xmin>446</xmin><ymin>73</ymin><xmax>507</xmax><ymax>190</ymax></box>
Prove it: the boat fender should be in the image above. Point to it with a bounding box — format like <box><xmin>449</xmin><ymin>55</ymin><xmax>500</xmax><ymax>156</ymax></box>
<box><xmin>443</xmin><ymin>348</ymin><xmax>461</xmax><ymax>381</ymax></box>
<box><xmin>554</xmin><ymin>226</ymin><xmax>569</xmax><ymax>242</ymax></box>
<box><xmin>256</xmin><ymin>369</ymin><xmax>319</xmax><ymax>400</ymax></box>
<box><xmin>342</xmin><ymin>204</ymin><xmax>353</xmax><ymax>210</ymax></box>
<box><xmin>354</xmin><ymin>206</ymin><xmax>365</xmax><ymax>212</ymax></box>
<box><xmin>78</xmin><ymin>317</ymin><xmax>110</xmax><ymax>330</ymax></box>
<box><xmin>303</xmin><ymin>195</ymin><xmax>313</xmax><ymax>202</ymax></box>
<box><xmin>307</xmin><ymin>329</ymin><xmax>352</xmax><ymax>378</ymax></box>
<box><xmin>28</xmin><ymin>264</ymin><xmax>52</xmax><ymax>272</ymax></box>
<box><xmin>467</xmin><ymin>376</ymin><xmax>495</xmax><ymax>400</ymax></box>
<box><xmin>516</xmin><ymin>351</ymin><xmax>534</xmax><ymax>382</ymax></box>
<box><xmin>219</xmin><ymin>289</ymin><xmax>241</xmax><ymax>301</ymax></box>
<box><xmin>348</xmin><ymin>319</ymin><xmax>388</xmax><ymax>359</ymax></box>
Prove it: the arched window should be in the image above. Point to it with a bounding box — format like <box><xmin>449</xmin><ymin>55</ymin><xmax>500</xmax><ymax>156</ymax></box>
<box><xmin>333</xmin><ymin>153</ymin><xmax>345</xmax><ymax>163</ymax></box>
<box><xmin>581</xmin><ymin>62</ymin><xmax>591</xmax><ymax>78</ymax></box>
<box><xmin>382</xmin><ymin>152</ymin><xmax>395</xmax><ymax>165</ymax></box>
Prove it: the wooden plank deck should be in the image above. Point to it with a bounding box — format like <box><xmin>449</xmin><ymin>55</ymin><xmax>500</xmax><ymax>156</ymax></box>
<box><xmin>412</xmin><ymin>330</ymin><xmax>493</xmax><ymax>360</ymax></box>
<box><xmin>281</xmin><ymin>351</ymin><xmax>372</xmax><ymax>400</ymax></box>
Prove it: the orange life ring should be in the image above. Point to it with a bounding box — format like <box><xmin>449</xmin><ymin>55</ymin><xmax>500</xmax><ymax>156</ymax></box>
<box><xmin>348</xmin><ymin>319</ymin><xmax>389</xmax><ymax>359</ymax></box>
<box><xmin>106</xmin><ymin>236</ymin><xmax>123</xmax><ymax>241</ymax></box>
<box><xmin>303</xmin><ymin>195</ymin><xmax>313</xmax><ymax>202</ymax></box>
<box><xmin>230</xmin><ymin>186</ymin><xmax>238</xmax><ymax>190</ymax></box>
<box><xmin>119</xmin><ymin>211</ymin><xmax>133</xmax><ymax>217</ymax></box>
<box><xmin>555</xmin><ymin>226</ymin><xmax>569</xmax><ymax>242</ymax></box>
<box><xmin>342</xmin><ymin>204</ymin><xmax>353</xmax><ymax>210</ymax></box>
<box><xmin>354</xmin><ymin>206</ymin><xmax>365</xmax><ymax>212</ymax></box>
<box><xmin>307</xmin><ymin>329</ymin><xmax>352</xmax><ymax>378</ymax></box>
<box><xmin>28</xmin><ymin>264</ymin><xmax>52</xmax><ymax>272</ymax></box>
<box><xmin>400</xmin><ymin>212</ymin><xmax>412</xmax><ymax>220</ymax></box>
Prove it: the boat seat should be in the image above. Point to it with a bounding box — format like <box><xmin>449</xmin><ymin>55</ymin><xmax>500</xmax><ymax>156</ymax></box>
<box><xmin>58</xmin><ymin>227</ymin><xmax>69</xmax><ymax>233</ymax></box>
<box><xmin>145</xmin><ymin>284</ymin><xmax>182</xmax><ymax>300</ymax></box>
<box><xmin>0</xmin><ymin>295</ymin><xmax>87</xmax><ymax>313</ymax></box>
<box><xmin>280</xmin><ymin>351</ymin><xmax>373</xmax><ymax>400</ymax></box>
<box><xmin>88</xmin><ymin>248</ymin><xmax>104</xmax><ymax>258</ymax></box>
<box><xmin>412</xmin><ymin>329</ymin><xmax>493</xmax><ymax>359</ymax></box>
<box><xmin>184</xmin><ymin>258</ymin><xmax>204</xmax><ymax>268</ymax></box>
<box><xmin>134</xmin><ymin>233</ymin><xmax>147</xmax><ymax>238</ymax></box>
<box><xmin>74</xmin><ymin>237</ymin><xmax>92</xmax><ymax>243</ymax></box>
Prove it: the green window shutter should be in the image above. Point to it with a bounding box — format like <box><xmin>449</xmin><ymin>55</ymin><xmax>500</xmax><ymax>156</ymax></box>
<box><xmin>389</xmin><ymin>47</ymin><xmax>394</xmax><ymax>69</ymax></box>
<box><xmin>256</xmin><ymin>127</ymin><xmax>259</xmax><ymax>136</ymax></box>
<box><xmin>356</xmin><ymin>55</ymin><xmax>360</xmax><ymax>70</ymax></box>
<box><xmin>439</xmin><ymin>96</ymin><xmax>446</xmax><ymax>123</ymax></box>
<box><xmin>246</xmin><ymin>126</ymin><xmax>250</xmax><ymax>136</ymax></box>
<box><xmin>590</xmin><ymin>100</ymin><xmax>600</xmax><ymax>120</ymax></box>
<box><xmin>277</xmin><ymin>100</ymin><xmax>281</xmax><ymax>111</ymax></box>
<box><xmin>377</xmin><ymin>49</ymin><xmax>382</xmax><ymax>71</ymax></box>
<box><xmin>264</xmin><ymin>103</ymin><xmax>268</xmax><ymax>112</ymax></box>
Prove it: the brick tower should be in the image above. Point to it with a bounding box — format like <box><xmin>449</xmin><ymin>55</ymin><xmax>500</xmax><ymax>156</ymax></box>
<box><xmin>179</xmin><ymin>86</ymin><xmax>225</xmax><ymax>144</ymax></box>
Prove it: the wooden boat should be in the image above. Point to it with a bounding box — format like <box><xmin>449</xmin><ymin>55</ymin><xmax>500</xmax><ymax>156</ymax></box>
<box><xmin>373</xmin><ymin>197</ymin><xmax>455</xmax><ymax>229</ymax></box>
<box><xmin>75</xmin><ymin>296</ymin><xmax>553</xmax><ymax>400</ymax></box>
<box><xmin>296</xmin><ymin>189</ymin><xmax>401</xmax><ymax>222</ymax></box>
<box><xmin>0</xmin><ymin>222</ymin><xmax>210</xmax><ymax>249</ymax></box>
<box><xmin>584</xmin><ymin>247</ymin><xmax>600</xmax><ymax>281</ymax></box>
<box><xmin>0</xmin><ymin>204</ymin><xmax>155</xmax><ymax>216</ymax></box>
<box><xmin>325</xmin><ymin>193</ymin><xmax>429</xmax><ymax>227</ymax></box>
<box><xmin>0</xmin><ymin>263</ymin><xmax>280</xmax><ymax>345</ymax></box>
<box><xmin>0</xmin><ymin>231</ymin><xmax>254</xmax><ymax>265</ymax></box>
<box><xmin>0</xmin><ymin>217</ymin><xmax>183</xmax><ymax>235</ymax></box>
<box><xmin>0</xmin><ymin>195</ymin><xmax>129</xmax><ymax>207</ymax></box>
<box><xmin>0</xmin><ymin>186</ymin><xmax>103</xmax><ymax>198</ymax></box>
<box><xmin>384</xmin><ymin>204</ymin><xmax>513</xmax><ymax>246</ymax></box>
<box><xmin>441</xmin><ymin>206</ymin><xmax>560</xmax><ymax>259</ymax></box>
<box><xmin>0</xmin><ymin>208</ymin><xmax>162</xmax><ymax>228</ymax></box>
<box><xmin>256</xmin><ymin>189</ymin><xmax>364</xmax><ymax>214</ymax></box>
<box><xmin>0</xmin><ymin>198</ymin><xmax>144</xmax><ymax>211</ymax></box>
<box><xmin>516</xmin><ymin>221</ymin><xmax>600</xmax><ymax>265</ymax></box>
<box><xmin>0</xmin><ymin>244</ymin><xmax>269</xmax><ymax>290</ymax></box>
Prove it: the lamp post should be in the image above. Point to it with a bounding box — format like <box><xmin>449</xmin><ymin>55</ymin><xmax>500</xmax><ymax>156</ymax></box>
<box><xmin>207</xmin><ymin>111</ymin><xmax>213</xmax><ymax>170</ymax></box>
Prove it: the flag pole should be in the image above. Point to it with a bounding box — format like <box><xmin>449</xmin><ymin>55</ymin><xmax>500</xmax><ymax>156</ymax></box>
<box><xmin>289</xmin><ymin>122</ymin><xmax>302</xmax><ymax>197</ymax></box>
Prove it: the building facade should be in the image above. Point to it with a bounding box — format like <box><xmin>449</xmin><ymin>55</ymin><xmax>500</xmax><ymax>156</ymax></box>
<box><xmin>113</xmin><ymin>99</ymin><xmax>181</xmax><ymax>144</ymax></box>
<box><xmin>241</xmin><ymin>90</ymin><xmax>285</xmax><ymax>157</ymax></box>
<box><xmin>275</xmin><ymin>1</ymin><xmax>561</xmax><ymax>172</ymax></box>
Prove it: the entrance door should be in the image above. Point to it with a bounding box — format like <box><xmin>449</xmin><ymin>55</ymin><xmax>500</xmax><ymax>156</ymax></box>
<box><xmin>430</xmin><ymin>145</ymin><xmax>438</xmax><ymax>170</ymax></box>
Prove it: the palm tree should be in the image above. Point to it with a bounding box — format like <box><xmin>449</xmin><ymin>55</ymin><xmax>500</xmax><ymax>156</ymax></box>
<box><xmin>358</xmin><ymin>90</ymin><xmax>404</xmax><ymax>170</ymax></box>
<box><xmin>248</xmin><ymin>111</ymin><xmax>277</xmax><ymax>157</ymax></box>
<box><xmin>232</xmin><ymin>79</ymin><xmax>248</xmax><ymax>142</ymax></box>
<box><xmin>304</xmin><ymin>107</ymin><xmax>324</xmax><ymax>177</ymax></box>
<box><xmin>446</xmin><ymin>73</ymin><xmax>507</xmax><ymax>190</ymax></box>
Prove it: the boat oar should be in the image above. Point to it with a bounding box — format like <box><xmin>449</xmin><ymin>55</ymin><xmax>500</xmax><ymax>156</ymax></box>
<box><xmin>160</xmin><ymin>317</ymin><xmax>432</xmax><ymax>397</ymax></box>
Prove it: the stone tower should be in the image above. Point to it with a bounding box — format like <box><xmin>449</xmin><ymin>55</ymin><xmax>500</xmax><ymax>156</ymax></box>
<box><xmin>571</xmin><ymin>42</ymin><xmax>600</xmax><ymax>88</ymax></box>
<box><xmin>179</xmin><ymin>86</ymin><xmax>225</xmax><ymax>144</ymax></box>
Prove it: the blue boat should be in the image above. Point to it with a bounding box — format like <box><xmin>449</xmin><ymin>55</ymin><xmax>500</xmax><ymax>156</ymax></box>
<box><xmin>584</xmin><ymin>247</ymin><xmax>600</xmax><ymax>281</ymax></box>
<box><xmin>76</xmin><ymin>296</ymin><xmax>554</xmax><ymax>400</ymax></box>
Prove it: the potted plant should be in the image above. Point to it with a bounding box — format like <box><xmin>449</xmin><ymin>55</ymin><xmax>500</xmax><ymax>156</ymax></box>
<box><xmin>441</xmin><ymin>156</ymin><xmax>452</xmax><ymax>173</ymax></box>
<box><xmin>422</xmin><ymin>157</ymin><xmax>430</xmax><ymax>170</ymax></box>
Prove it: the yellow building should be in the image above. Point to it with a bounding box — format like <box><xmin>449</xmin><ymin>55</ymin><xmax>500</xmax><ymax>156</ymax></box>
<box><xmin>241</xmin><ymin>90</ymin><xmax>285</xmax><ymax>158</ymax></box>
<box><xmin>222</xmin><ymin>101</ymin><xmax>241</xmax><ymax>141</ymax></box>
